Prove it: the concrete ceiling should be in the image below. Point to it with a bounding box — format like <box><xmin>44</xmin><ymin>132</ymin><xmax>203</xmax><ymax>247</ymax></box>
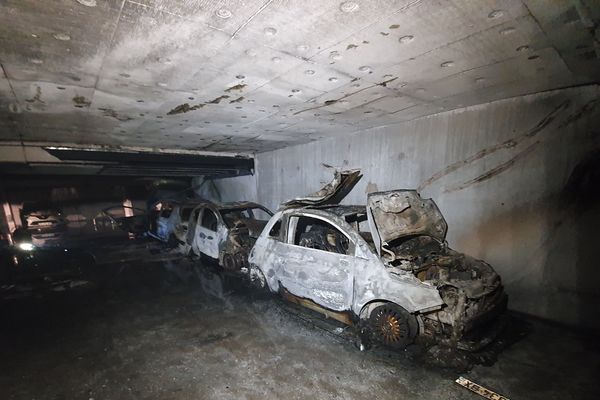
<box><xmin>0</xmin><ymin>0</ymin><xmax>598</xmax><ymax>154</ymax></box>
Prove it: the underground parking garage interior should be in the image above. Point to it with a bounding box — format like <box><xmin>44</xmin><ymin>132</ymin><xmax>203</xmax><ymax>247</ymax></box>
<box><xmin>1</xmin><ymin>0</ymin><xmax>599</xmax><ymax>398</ymax></box>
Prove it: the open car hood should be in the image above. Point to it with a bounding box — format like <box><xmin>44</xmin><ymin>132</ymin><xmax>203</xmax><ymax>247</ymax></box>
<box><xmin>367</xmin><ymin>190</ymin><xmax>448</xmax><ymax>256</ymax></box>
<box><xmin>280</xmin><ymin>169</ymin><xmax>362</xmax><ymax>209</ymax></box>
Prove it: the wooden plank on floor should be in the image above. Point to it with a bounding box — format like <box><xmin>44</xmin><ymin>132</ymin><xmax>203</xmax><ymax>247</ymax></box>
<box><xmin>455</xmin><ymin>377</ymin><xmax>509</xmax><ymax>400</ymax></box>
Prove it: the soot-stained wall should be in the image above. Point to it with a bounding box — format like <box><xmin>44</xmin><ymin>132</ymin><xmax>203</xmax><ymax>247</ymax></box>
<box><xmin>217</xmin><ymin>85</ymin><xmax>600</xmax><ymax>330</ymax></box>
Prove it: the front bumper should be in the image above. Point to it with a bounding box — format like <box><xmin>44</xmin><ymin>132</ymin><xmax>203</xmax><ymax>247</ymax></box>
<box><xmin>422</xmin><ymin>289</ymin><xmax>508</xmax><ymax>351</ymax></box>
<box><xmin>456</xmin><ymin>312</ymin><xmax>508</xmax><ymax>351</ymax></box>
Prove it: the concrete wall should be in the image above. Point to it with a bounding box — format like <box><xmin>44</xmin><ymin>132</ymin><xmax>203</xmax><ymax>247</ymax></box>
<box><xmin>218</xmin><ymin>85</ymin><xmax>600</xmax><ymax>330</ymax></box>
<box><xmin>195</xmin><ymin>175</ymin><xmax>257</xmax><ymax>204</ymax></box>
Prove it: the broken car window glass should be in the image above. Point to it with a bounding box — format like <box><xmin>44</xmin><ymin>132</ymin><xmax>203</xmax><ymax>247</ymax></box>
<box><xmin>269</xmin><ymin>220</ymin><xmax>282</xmax><ymax>238</ymax></box>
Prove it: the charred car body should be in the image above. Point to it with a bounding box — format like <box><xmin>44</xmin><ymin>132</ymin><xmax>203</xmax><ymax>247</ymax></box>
<box><xmin>147</xmin><ymin>200</ymin><xmax>205</xmax><ymax>246</ymax></box>
<box><xmin>248</xmin><ymin>171</ymin><xmax>507</xmax><ymax>350</ymax></box>
<box><xmin>181</xmin><ymin>201</ymin><xmax>273</xmax><ymax>272</ymax></box>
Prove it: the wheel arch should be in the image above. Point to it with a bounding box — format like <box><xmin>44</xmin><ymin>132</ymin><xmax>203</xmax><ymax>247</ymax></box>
<box><xmin>248</xmin><ymin>262</ymin><xmax>279</xmax><ymax>292</ymax></box>
<box><xmin>358</xmin><ymin>299</ymin><xmax>425</xmax><ymax>335</ymax></box>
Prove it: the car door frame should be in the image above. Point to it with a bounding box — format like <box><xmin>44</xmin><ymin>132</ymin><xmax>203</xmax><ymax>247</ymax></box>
<box><xmin>277</xmin><ymin>211</ymin><xmax>358</xmax><ymax>311</ymax></box>
<box><xmin>193</xmin><ymin>205</ymin><xmax>223</xmax><ymax>259</ymax></box>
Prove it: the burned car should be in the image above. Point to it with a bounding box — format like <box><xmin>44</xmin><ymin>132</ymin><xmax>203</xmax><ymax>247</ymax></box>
<box><xmin>94</xmin><ymin>205</ymin><xmax>149</xmax><ymax>238</ymax></box>
<box><xmin>148</xmin><ymin>201</ymin><xmax>176</xmax><ymax>242</ymax></box>
<box><xmin>147</xmin><ymin>200</ymin><xmax>209</xmax><ymax>248</ymax></box>
<box><xmin>248</xmin><ymin>171</ymin><xmax>506</xmax><ymax>350</ymax></box>
<box><xmin>185</xmin><ymin>201</ymin><xmax>273</xmax><ymax>272</ymax></box>
<box><xmin>171</xmin><ymin>202</ymin><xmax>206</xmax><ymax>247</ymax></box>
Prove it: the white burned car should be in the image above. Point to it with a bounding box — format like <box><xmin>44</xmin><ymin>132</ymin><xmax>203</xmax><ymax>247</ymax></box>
<box><xmin>183</xmin><ymin>201</ymin><xmax>273</xmax><ymax>272</ymax></box>
<box><xmin>248</xmin><ymin>172</ymin><xmax>506</xmax><ymax>350</ymax></box>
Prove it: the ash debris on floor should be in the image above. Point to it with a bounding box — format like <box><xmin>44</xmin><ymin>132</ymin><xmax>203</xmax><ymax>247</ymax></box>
<box><xmin>0</xmin><ymin>260</ymin><xmax>598</xmax><ymax>400</ymax></box>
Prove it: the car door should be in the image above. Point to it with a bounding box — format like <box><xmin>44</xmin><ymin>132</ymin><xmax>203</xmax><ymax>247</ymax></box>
<box><xmin>186</xmin><ymin>207</ymin><xmax>202</xmax><ymax>245</ymax></box>
<box><xmin>278</xmin><ymin>214</ymin><xmax>355</xmax><ymax>311</ymax></box>
<box><xmin>194</xmin><ymin>207</ymin><xmax>219</xmax><ymax>259</ymax></box>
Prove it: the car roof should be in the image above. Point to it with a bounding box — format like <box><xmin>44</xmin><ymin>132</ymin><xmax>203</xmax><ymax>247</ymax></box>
<box><xmin>285</xmin><ymin>205</ymin><xmax>366</xmax><ymax>217</ymax></box>
<box><xmin>168</xmin><ymin>198</ymin><xmax>214</xmax><ymax>208</ymax></box>
<box><xmin>217</xmin><ymin>201</ymin><xmax>265</xmax><ymax>210</ymax></box>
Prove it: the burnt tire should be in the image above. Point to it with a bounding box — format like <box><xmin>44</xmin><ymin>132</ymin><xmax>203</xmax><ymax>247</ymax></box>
<box><xmin>248</xmin><ymin>264</ymin><xmax>267</xmax><ymax>290</ymax></box>
<box><xmin>223</xmin><ymin>254</ymin><xmax>236</xmax><ymax>271</ymax></box>
<box><xmin>369</xmin><ymin>303</ymin><xmax>417</xmax><ymax>349</ymax></box>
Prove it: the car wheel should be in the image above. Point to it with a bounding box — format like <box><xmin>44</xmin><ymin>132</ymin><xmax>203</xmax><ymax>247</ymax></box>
<box><xmin>369</xmin><ymin>303</ymin><xmax>417</xmax><ymax>349</ymax></box>
<box><xmin>248</xmin><ymin>264</ymin><xmax>267</xmax><ymax>290</ymax></box>
<box><xmin>223</xmin><ymin>254</ymin><xmax>237</xmax><ymax>271</ymax></box>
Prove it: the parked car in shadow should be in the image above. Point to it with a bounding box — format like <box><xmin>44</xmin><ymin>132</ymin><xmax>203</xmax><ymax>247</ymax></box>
<box><xmin>1</xmin><ymin>228</ymin><xmax>95</xmax><ymax>291</ymax></box>
<box><xmin>23</xmin><ymin>210</ymin><xmax>68</xmax><ymax>248</ymax></box>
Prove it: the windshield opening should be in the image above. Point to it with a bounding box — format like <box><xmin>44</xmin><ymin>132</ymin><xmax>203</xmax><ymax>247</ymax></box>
<box><xmin>343</xmin><ymin>212</ymin><xmax>376</xmax><ymax>250</ymax></box>
<box><xmin>220</xmin><ymin>207</ymin><xmax>272</xmax><ymax>229</ymax></box>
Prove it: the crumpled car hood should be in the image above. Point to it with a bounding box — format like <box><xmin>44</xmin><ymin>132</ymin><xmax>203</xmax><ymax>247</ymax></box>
<box><xmin>367</xmin><ymin>190</ymin><xmax>447</xmax><ymax>255</ymax></box>
<box><xmin>280</xmin><ymin>169</ymin><xmax>362</xmax><ymax>209</ymax></box>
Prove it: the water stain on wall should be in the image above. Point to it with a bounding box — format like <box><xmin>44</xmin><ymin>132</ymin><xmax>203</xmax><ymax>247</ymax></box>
<box><xmin>418</xmin><ymin>100</ymin><xmax>571</xmax><ymax>192</ymax></box>
<box><xmin>25</xmin><ymin>86</ymin><xmax>44</xmax><ymax>105</ymax></box>
<box><xmin>99</xmin><ymin>108</ymin><xmax>132</xmax><ymax>121</ymax></box>
<box><xmin>558</xmin><ymin>98</ymin><xmax>600</xmax><ymax>129</ymax></box>
<box><xmin>444</xmin><ymin>141</ymin><xmax>540</xmax><ymax>193</ymax></box>
<box><xmin>207</xmin><ymin>95</ymin><xmax>229</xmax><ymax>104</ymax></box>
<box><xmin>73</xmin><ymin>95</ymin><xmax>91</xmax><ymax>108</ymax></box>
<box><xmin>225</xmin><ymin>84</ymin><xmax>246</xmax><ymax>93</ymax></box>
<box><xmin>167</xmin><ymin>103</ymin><xmax>205</xmax><ymax>115</ymax></box>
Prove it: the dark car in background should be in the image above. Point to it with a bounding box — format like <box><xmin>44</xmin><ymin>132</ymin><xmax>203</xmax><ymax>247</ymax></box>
<box><xmin>1</xmin><ymin>228</ymin><xmax>95</xmax><ymax>293</ymax></box>
<box><xmin>24</xmin><ymin>210</ymin><xmax>68</xmax><ymax>248</ymax></box>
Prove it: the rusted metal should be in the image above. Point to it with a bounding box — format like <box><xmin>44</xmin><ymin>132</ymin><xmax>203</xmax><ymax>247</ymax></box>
<box><xmin>367</xmin><ymin>190</ymin><xmax>448</xmax><ymax>256</ymax></box>
<box><xmin>281</xmin><ymin>289</ymin><xmax>354</xmax><ymax>326</ymax></box>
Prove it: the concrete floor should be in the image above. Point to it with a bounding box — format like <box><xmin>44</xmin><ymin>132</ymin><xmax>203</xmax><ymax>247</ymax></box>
<box><xmin>0</xmin><ymin>261</ymin><xmax>598</xmax><ymax>400</ymax></box>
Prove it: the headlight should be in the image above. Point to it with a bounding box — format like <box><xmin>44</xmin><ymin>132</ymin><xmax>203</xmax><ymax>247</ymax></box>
<box><xmin>17</xmin><ymin>242</ymin><xmax>35</xmax><ymax>251</ymax></box>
